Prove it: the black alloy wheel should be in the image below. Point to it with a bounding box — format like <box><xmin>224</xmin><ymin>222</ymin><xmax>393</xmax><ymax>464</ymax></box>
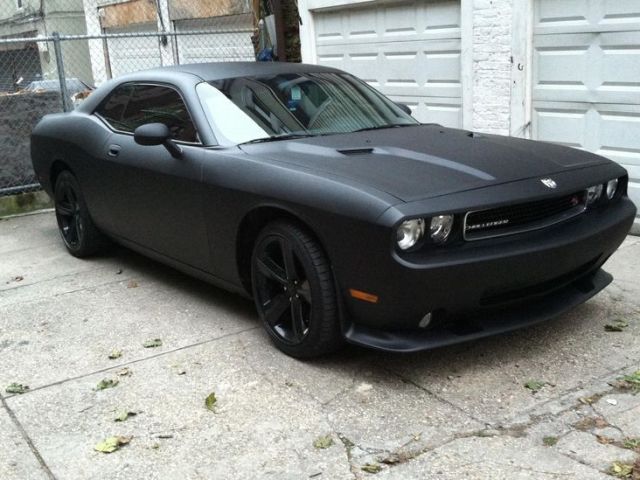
<box><xmin>251</xmin><ymin>221</ymin><xmax>341</xmax><ymax>357</ymax></box>
<box><xmin>54</xmin><ymin>170</ymin><xmax>108</xmax><ymax>257</ymax></box>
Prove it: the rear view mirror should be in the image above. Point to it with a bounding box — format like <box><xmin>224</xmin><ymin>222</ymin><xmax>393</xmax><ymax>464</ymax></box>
<box><xmin>134</xmin><ymin>123</ymin><xmax>182</xmax><ymax>158</ymax></box>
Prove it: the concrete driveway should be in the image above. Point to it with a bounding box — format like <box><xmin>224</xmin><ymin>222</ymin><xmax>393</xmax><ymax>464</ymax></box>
<box><xmin>1</xmin><ymin>211</ymin><xmax>639</xmax><ymax>480</ymax></box>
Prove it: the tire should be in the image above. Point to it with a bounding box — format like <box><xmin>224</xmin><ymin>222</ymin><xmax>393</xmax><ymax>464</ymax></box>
<box><xmin>250</xmin><ymin>221</ymin><xmax>342</xmax><ymax>358</ymax></box>
<box><xmin>54</xmin><ymin>170</ymin><xmax>108</xmax><ymax>257</ymax></box>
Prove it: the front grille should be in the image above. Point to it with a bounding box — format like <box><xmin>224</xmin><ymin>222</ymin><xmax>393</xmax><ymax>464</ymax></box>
<box><xmin>464</xmin><ymin>191</ymin><xmax>587</xmax><ymax>241</ymax></box>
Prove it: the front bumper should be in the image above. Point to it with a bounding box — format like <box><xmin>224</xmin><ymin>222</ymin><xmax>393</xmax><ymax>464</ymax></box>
<box><xmin>339</xmin><ymin>197</ymin><xmax>636</xmax><ymax>352</ymax></box>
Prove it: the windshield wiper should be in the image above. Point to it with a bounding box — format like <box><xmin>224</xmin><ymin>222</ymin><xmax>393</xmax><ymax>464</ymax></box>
<box><xmin>351</xmin><ymin>124</ymin><xmax>420</xmax><ymax>133</ymax></box>
<box><xmin>239</xmin><ymin>133</ymin><xmax>316</xmax><ymax>145</ymax></box>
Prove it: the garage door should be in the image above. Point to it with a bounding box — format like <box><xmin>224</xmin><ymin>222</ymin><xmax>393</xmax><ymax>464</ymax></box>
<box><xmin>175</xmin><ymin>15</ymin><xmax>255</xmax><ymax>64</ymax></box>
<box><xmin>106</xmin><ymin>23</ymin><xmax>162</xmax><ymax>78</ymax></box>
<box><xmin>313</xmin><ymin>0</ymin><xmax>462</xmax><ymax>127</ymax></box>
<box><xmin>531</xmin><ymin>0</ymin><xmax>640</xmax><ymax>223</ymax></box>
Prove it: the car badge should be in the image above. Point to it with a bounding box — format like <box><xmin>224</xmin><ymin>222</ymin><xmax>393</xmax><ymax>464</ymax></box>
<box><xmin>541</xmin><ymin>178</ymin><xmax>557</xmax><ymax>189</ymax></box>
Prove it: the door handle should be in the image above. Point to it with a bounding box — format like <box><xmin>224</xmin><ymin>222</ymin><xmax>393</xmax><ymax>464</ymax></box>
<box><xmin>107</xmin><ymin>144</ymin><xmax>121</xmax><ymax>157</ymax></box>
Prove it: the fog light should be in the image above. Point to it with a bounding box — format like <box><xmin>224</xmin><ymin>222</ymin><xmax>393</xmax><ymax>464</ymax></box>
<box><xmin>430</xmin><ymin>215</ymin><xmax>454</xmax><ymax>244</ymax></box>
<box><xmin>606</xmin><ymin>179</ymin><xmax>618</xmax><ymax>200</ymax></box>
<box><xmin>586</xmin><ymin>184</ymin><xmax>603</xmax><ymax>205</ymax></box>
<box><xmin>419</xmin><ymin>312</ymin><xmax>432</xmax><ymax>328</ymax></box>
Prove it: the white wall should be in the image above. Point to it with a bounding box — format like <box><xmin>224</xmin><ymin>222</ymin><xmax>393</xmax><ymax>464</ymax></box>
<box><xmin>299</xmin><ymin>0</ymin><xmax>521</xmax><ymax>136</ymax></box>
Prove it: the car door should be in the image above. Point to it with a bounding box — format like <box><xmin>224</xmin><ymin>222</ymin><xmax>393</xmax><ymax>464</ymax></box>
<box><xmin>93</xmin><ymin>83</ymin><xmax>209</xmax><ymax>270</ymax></box>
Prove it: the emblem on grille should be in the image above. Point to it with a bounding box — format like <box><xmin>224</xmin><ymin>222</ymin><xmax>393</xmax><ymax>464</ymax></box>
<box><xmin>466</xmin><ymin>219</ymin><xmax>510</xmax><ymax>231</ymax></box>
<box><xmin>541</xmin><ymin>178</ymin><xmax>557</xmax><ymax>189</ymax></box>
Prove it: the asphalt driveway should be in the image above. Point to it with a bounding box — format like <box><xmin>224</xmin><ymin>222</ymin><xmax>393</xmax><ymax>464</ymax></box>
<box><xmin>1</xmin><ymin>211</ymin><xmax>639</xmax><ymax>479</ymax></box>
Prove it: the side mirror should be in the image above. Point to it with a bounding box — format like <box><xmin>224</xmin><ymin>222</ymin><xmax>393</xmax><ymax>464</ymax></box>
<box><xmin>134</xmin><ymin>123</ymin><xmax>182</xmax><ymax>159</ymax></box>
<box><xmin>395</xmin><ymin>102</ymin><xmax>412</xmax><ymax>116</ymax></box>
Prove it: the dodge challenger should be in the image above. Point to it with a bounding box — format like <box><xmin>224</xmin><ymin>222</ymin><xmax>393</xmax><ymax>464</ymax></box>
<box><xmin>31</xmin><ymin>62</ymin><xmax>636</xmax><ymax>357</ymax></box>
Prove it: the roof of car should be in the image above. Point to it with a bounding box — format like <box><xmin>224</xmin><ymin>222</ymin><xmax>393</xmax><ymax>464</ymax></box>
<box><xmin>147</xmin><ymin>61</ymin><xmax>342</xmax><ymax>81</ymax></box>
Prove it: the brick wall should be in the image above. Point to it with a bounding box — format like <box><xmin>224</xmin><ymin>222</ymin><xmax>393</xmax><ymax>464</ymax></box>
<box><xmin>471</xmin><ymin>0</ymin><xmax>514</xmax><ymax>135</ymax></box>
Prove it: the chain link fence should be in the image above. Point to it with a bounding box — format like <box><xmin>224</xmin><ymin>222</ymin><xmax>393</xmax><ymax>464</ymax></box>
<box><xmin>0</xmin><ymin>0</ymin><xmax>259</xmax><ymax>195</ymax></box>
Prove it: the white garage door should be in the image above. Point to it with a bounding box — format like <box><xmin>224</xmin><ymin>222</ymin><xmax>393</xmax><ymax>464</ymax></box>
<box><xmin>106</xmin><ymin>23</ymin><xmax>162</xmax><ymax>78</ymax></box>
<box><xmin>175</xmin><ymin>14</ymin><xmax>255</xmax><ymax>64</ymax></box>
<box><xmin>313</xmin><ymin>0</ymin><xmax>462</xmax><ymax>127</ymax></box>
<box><xmin>532</xmin><ymin>0</ymin><xmax>640</xmax><ymax>222</ymax></box>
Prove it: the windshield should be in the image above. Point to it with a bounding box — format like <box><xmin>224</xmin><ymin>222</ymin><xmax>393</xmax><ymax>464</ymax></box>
<box><xmin>196</xmin><ymin>72</ymin><xmax>418</xmax><ymax>146</ymax></box>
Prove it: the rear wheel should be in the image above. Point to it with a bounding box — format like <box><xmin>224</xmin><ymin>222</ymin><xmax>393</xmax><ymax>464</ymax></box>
<box><xmin>251</xmin><ymin>221</ymin><xmax>342</xmax><ymax>358</ymax></box>
<box><xmin>54</xmin><ymin>170</ymin><xmax>108</xmax><ymax>257</ymax></box>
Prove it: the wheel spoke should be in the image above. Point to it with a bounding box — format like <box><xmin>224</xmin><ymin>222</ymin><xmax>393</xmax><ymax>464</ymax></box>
<box><xmin>56</xmin><ymin>203</ymin><xmax>74</xmax><ymax>217</ymax></box>
<box><xmin>298</xmin><ymin>280</ymin><xmax>312</xmax><ymax>304</ymax></box>
<box><xmin>279</xmin><ymin>238</ymin><xmax>298</xmax><ymax>281</ymax></box>
<box><xmin>263</xmin><ymin>293</ymin><xmax>290</xmax><ymax>326</ymax></box>
<box><xmin>256</xmin><ymin>256</ymin><xmax>287</xmax><ymax>285</ymax></box>
<box><xmin>290</xmin><ymin>297</ymin><xmax>306</xmax><ymax>341</ymax></box>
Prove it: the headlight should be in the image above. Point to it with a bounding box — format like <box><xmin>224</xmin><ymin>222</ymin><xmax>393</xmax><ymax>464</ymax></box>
<box><xmin>586</xmin><ymin>184</ymin><xmax>603</xmax><ymax>205</ymax></box>
<box><xmin>430</xmin><ymin>215</ymin><xmax>454</xmax><ymax>244</ymax></box>
<box><xmin>606</xmin><ymin>179</ymin><xmax>618</xmax><ymax>200</ymax></box>
<box><xmin>396</xmin><ymin>218</ymin><xmax>425</xmax><ymax>250</ymax></box>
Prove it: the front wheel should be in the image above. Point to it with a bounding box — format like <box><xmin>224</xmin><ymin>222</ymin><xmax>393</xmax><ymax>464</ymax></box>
<box><xmin>251</xmin><ymin>221</ymin><xmax>342</xmax><ymax>358</ymax></box>
<box><xmin>54</xmin><ymin>170</ymin><xmax>108</xmax><ymax>257</ymax></box>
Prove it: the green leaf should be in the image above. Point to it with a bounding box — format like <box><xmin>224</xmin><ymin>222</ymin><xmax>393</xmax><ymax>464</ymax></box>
<box><xmin>605</xmin><ymin>320</ymin><xmax>629</xmax><ymax>332</ymax></box>
<box><xmin>94</xmin><ymin>436</ymin><xmax>131</xmax><ymax>454</ymax></box>
<box><xmin>543</xmin><ymin>436</ymin><xmax>558</xmax><ymax>447</ymax></box>
<box><xmin>108</xmin><ymin>350</ymin><xmax>122</xmax><ymax>360</ymax></box>
<box><xmin>313</xmin><ymin>435</ymin><xmax>333</xmax><ymax>449</ymax></box>
<box><xmin>96</xmin><ymin>378</ymin><xmax>119</xmax><ymax>391</ymax></box>
<box><xmin>5</xmin><ymin>383</ymin><xmax>29</xmax><ymax>394</ymax></box>
<box><xmin>610</xmin><ymin>461</ymin><xmax>634</xmax><ymax>478</ymax></box>
<box><xmin>114</xmin><ymin>410</ymin><xmax>137</xmax><ymax>422</ymax></box>
<box><xmin>623</xmin><ymin>437</ymin><xmax>640</xmax><ymax>450</ymax></box>
<box><xmin>524</xmin><ymin>380</ymin><xmax>546</xmax><ymax>393</ymax></box>
<box><xmin>361</xmin><ymin>463</ymin><xmax>382</xmax><ymax>474</ymax></box>
<box><xmin>205</xmin><ymin>392</ymin><xmax>217</xmax><ymax>412</ymax></box>
<box><xmin>143</xmin><ymin>338</ymin><xmax>162</xmax><ymax>348</ymax></box>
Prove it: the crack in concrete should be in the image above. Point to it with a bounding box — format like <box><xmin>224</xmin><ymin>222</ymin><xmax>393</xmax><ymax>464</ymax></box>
<box><xmin>0</xmin><ymin>394</ymin><xmax>57</xmax><ymax>480</ymax></box>
<box><xmin>2</xmin><ymin>326</ymin><xmax>259</xmax><ymax>399</ymax></box>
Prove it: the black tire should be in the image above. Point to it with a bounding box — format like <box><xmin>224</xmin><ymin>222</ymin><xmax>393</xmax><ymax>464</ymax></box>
<box><xmin>54</xmin><ymin>170</ymin><xmax>108</xmax><ymax>257</ymax></box>
<box><xmin>251</xmin><ymin>221</ymin><xmax>342</xmax><ymax>358</ymax></box>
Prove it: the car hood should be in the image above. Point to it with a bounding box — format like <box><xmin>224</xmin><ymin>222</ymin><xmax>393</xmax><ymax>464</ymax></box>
<box><xmin>239</xmin><ymin>125</ymin><xmax>610</xmax><ymax>202</ymax></box>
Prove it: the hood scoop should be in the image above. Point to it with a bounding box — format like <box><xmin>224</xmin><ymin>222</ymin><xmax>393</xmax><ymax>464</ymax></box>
<box><xmin>338</xmin><ymin>147</ymin><xmax>374</xmax><ymax>156</ymax></box>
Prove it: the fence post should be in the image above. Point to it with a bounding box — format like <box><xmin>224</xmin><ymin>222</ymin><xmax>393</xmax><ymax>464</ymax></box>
<box><xmin>52</xmin><ymin>32</ymin><xmax>71</xmax><ymax>112</ymax></box>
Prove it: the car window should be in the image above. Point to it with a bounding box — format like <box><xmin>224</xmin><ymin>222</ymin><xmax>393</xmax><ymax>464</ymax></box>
<box><xmin>95</xmin><ymin>84</ymin><xmax>134</xmax><ymax>128</ymax></box>
<box><xmin>204</xmin><ymin>72</ymin><xmax>417</xmax><ymax>143</ymax></box>
<box><xmin>96</xmin><ymin>84</ymin><xmax>199</xmax><ymax>143</ymax></box>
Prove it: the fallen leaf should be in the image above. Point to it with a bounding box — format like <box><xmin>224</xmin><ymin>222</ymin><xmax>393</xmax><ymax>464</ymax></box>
<box><xmin>94</xmin><ymin>436</ymin><xmax>131</xmax><ymax>453</ymax></box>
<box><xmin>108</xmin><ymin>350</ymin><xmax>122</xmax><ymax>360</ymax></box>
<box><xmin>114</xmin><ymin>410</ymin><xmax>137</xmax><ymax>422</ymax></box>
<box><xmin>605</xmin><ymin>320</ymin><xmax>629</xmax><ymax>332</ymax></box>
<box><xmin>151</xmin><ymin>442</ymin><xmax>160</xmax><ymax>450</ymax></box>
<box><xmin>597</xmin><ymin>435</ymin><xmax>615</xmax><ymax>445</ymax></box>
<box><xmin>156</xmin><ymin>434</ymin><xmax>173</xmax><ymax>439</ymax></box>
<box><xmin>623</xmin><ymin>438</ymin><xmax>640</xmax><ymax>450</ymax></box>
<box><xmin>13</xmin><ymin>276</ymin><xmax>24</xmax><ymax>282</ymax></box>
<box><xmin>313</xmin><ymin>435</ymin><xmax>333</xmax><ymax>449</ymax></box>
<box><xmin>205</xmin><ymin>392</ymin><xmax>217</xmax><ymax>412</ymax></box>
<box><xmin>127</xmin><ymin>280</ymin><xmax>138</xmax><ymax>288</ymax></box>
<box><xmin>542</xmin><ymin>436</ymin><xmax>558</xmax><ymax>447</ymax></box>
<box><xmin>5</xmin><ymin>383</ymin><xmax>29</xmax><ymax>394</ymax></box>
<box><xmin>524</xmin><ymin>380</ymin><xmax>546</xmax><ymax>393</ymax></box>
<box><xmin>116</xmin><ymin>367</ymin><xmax>132</xmax><ymax>377</ymax></box>
<box><xmin>610</xmin><ymin>461</ymin><xmax>634</xmax><ymax>478</ymax></box>
<box><xmin>96</xmin><ymin>378</ymin><xmax>119</xmax><ymax>391</ymax></box>
<box><xmin>143</xmin><ymin>338</ymin><xmax>162</xmax><ymax>348</ymax></box>
<box><xmin>361</xmin><ymin>463</ymin><xmax>382</xmax><ymax>474</ymax></box>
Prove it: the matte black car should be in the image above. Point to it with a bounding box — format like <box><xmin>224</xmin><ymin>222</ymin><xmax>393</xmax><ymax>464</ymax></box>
<box><xmin>31</xmin><ymin>62</ymin><xmax>636</xmax><ymax>357</ymax></box>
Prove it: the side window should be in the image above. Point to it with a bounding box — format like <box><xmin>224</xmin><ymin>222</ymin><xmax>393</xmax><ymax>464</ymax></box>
<box><xmin>121</xmin><ymin>85</ymin><xmax>198</xmax><ymax>143</ymax></box>
<box><xmin>95</xmin><ymin>84</ymin><xmax>134</xmax><ymax>129</ymax></box>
